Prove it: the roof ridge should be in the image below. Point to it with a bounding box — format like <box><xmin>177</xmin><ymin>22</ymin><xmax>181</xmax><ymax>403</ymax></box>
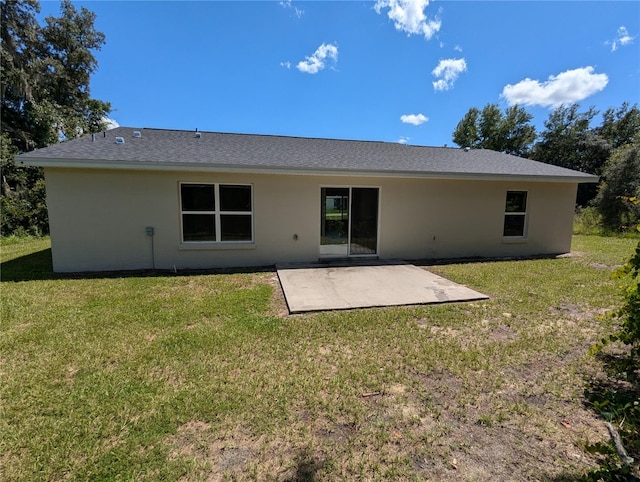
<box><xmin>109</xmin><ymin>126</ymin><xmax>460</xmax><ymax>149</ymax></box>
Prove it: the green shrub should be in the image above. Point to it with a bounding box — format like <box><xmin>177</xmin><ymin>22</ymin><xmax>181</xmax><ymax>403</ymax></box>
<box><xmin>595</xmin><ymin>141</ymin><xmax>640</xmax><ymax>232</ymax></box>
<box><xmin>608</xmin><ymin>233</ymin><xmax>640</xmax><ymax>358</ymax></box>
<box><xmin>574</xmin><ymin>206</ymin><xmax>604</xmax><ymax>235</ymax></box>
<box><xmin>589</xmin><ymin>228</ymin><xmax>640</xmax><ymax>480</ymax></box>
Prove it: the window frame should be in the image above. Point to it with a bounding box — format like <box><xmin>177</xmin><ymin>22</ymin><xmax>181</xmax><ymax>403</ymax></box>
<box><xmin>179</xmin><ymin>182</ymin><xmax>254</xmax><ymax>244</ymax></box>
<box><xmin>503</xmin><ymin>190</ymin><xmax>528</xmax><ymax>239</ymax></box>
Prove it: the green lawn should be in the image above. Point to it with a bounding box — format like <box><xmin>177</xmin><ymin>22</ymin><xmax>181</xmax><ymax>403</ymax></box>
<box><xmin>1</xmin><ymin>235</ymin><xmax>637</xmax><ymax>481</ymax></box>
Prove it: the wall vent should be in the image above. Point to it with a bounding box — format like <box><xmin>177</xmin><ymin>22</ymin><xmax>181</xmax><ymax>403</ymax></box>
<box><xmin>133</xmin><ymin>130</ymin><xmax>142</xmax><ymax>138</ymax></box>
<box><xmin>115</xmin><ymin>137</ymin><xmax>125</xmax><ymax>144</ymax></box>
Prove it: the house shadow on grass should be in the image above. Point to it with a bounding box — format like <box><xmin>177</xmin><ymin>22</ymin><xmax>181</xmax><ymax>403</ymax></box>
<box><xmin>1</xmin><ymin>248</ymin><xmax>573</xmax><ymax>284</ymax></box>
<box><xmin>1</xmin><ymin>248</ymin><xmax>276</xmax><ymax>282</ymax></box>
<box><xmin>1</xmin><ymin>248</ymin><xmax>56</xmax><ymax>282</ymax></box>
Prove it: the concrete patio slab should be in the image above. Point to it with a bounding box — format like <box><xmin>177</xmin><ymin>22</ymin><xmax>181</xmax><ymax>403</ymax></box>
<box><xmin>276</xmin><ymin>261</ymin><xmax>489</xmax><ymax>314</ymax></box>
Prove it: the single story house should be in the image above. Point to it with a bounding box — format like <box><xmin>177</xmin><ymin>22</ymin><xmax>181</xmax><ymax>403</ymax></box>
<box><xmin>18</xmin><ymin>127</ymin><xmax>598</xmax><ymax>273</ymax></box>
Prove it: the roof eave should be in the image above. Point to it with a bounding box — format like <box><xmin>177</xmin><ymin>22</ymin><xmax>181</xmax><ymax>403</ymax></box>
<box><xmin>18</xmin><ymin>157</ymin><xmax>599</xmax><ymax>183</ymax></box>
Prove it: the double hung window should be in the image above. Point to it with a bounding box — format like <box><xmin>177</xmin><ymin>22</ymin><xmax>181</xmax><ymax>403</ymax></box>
<box><xmin>180</xmin><ymin>183</ymin><xmax>253</xmax><ymax>242</ymax></box>
<box><xmin>503</xmin><ymin>191</ymin><xmax>527</xmax><ymax>237</ymax></box>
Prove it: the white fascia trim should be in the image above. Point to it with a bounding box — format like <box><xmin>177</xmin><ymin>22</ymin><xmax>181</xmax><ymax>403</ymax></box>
<box><xmin>18</xmin><ymin>158</ymin><xmax>599</xmax><ymax>184</ymax></box>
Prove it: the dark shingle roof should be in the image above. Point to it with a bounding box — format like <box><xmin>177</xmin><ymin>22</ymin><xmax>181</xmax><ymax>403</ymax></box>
<box><xmin>18</xmin><ymin>127</ymin><xmax>598</xmax><ymax>182</ymax></box>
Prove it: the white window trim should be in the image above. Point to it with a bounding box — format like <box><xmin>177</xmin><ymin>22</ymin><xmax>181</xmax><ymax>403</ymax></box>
<box><xmin>179</xmin><ymin>182</ymin><xmax>254</xmax><ymax>246</ymax></box>
<box><xmin>503</xmin><ymin>190</ymin><xmax>528</xmax><ymax>241</ymax></box>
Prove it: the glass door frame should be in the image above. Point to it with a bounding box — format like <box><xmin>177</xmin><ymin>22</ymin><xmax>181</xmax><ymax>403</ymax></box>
<box><xmin>319</xmin><ymin>185</ymin><xmax>381</xmax><ymax>258</ymax></box>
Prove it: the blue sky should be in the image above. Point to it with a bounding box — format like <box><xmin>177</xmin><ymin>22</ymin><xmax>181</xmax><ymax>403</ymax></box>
<box><xmin>40</xmin><ymin>0</ymin><xmax>640</xmax><ymax>147</ymax></box>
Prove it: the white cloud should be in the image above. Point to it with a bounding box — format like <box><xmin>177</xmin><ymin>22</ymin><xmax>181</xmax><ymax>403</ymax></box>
<box><xmin>501</xmin><ymin>66</ymin><xmax>609</xmax><ymax>108</ymax></box>
<box><xmin>431</xmin><ymin>58</ymin><xmax>467</xmax><ymax>91</ymax></box>
<box><xmin>609</xmin><ymin>26</ymin><xmax>635</xmax><ymax>52</ymax></box>
<box><xmin>279</xmin><ymin>0</ymin><xmax>303</xmax><ymax>18</ymax></box>
<box><xmin>374</xmin><ymin>0</ymin><xmax>441</xmax><ymax>40</ymax></box>
<box><xmin>397</xmin><ymin>136</ymin><xmax>410</xmax><ymax>144</ymax></box>
<box><xmin>296</xmin><ymin>43</ymin><xmax>338</xmax><ymax>74</ymax></box>
<box><xmin>454</xmin><ymin>45</ymin><xmax>462</xmax><ymax>52</ymax></box>
<box><xmin>400</xmin><ymin>113</ymin><xmax>428</xmax><ymax>125</ymax></box>
<box><xmin>280</xmin><ymin>61</ymin><xmax>291</xmax><ymax>69</ymax></box>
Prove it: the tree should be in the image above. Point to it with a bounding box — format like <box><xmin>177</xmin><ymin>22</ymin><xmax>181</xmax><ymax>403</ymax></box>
<box><xmin>532</xmin><ymin>104</ymin><xmax>604</xmax><ymax>172</ymax></box>
<box><xmin>451</xmin><ymin>107</ymin><xmax>479</xmax><ymax>150</ymax></box>
<box><xmin>501</xmin><ymin>105</ymin><xmax>538</xmax><ymax>157</ymax></box>
<box><xmin>0</xmin><ymin>0</ymin><xmax>110</xmax><ymax>235</ymax></box>
<box><xmin>477</xmin><ymin>104</ymin><xmax>502</xmax><ymax>151</ymax></box>
<box><xmin>0</xmin><ymin>131</ymin><xmax>48</xmax><ymax>235</ymax></box>
<box><xmin>597</xmin><ymin>102</ymin><xmax>640</xmax><ymax>150</ymax></box>
<box><xmin>1</xmin><ymin>0</ymin><xmax>48</xmax><ymax>150</ymax></box>
<box><xmin>452</xmin><ymin>103</ymin><xmax>536</xmax><ymax>157</ymax></box>
<box><xmin>532</xmin><ymin>104</ymin><xmax>611</xmax><ymax>206</ymax></box>
<box><xmin>40</xmin><ymin>0</ymin><xmax>110</xmax><ymax>138</ymax></box>
<box><xmin>594</xmin><ymin>139</ymin><xmax>640</xmax><ymax>231</ymax></box>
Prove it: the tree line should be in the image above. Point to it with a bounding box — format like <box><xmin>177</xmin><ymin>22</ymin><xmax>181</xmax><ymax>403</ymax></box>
<box><xmin>1</xmin><ymin>0</ymin><xmax>110</xmax><ymax>235</ymax></box>
<box><xmin>453</xmin><ymin>102</ymin><xmax>640</xmax><ymax>231</ymax></box>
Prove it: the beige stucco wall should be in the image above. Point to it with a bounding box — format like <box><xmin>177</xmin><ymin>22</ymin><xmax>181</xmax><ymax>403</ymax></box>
<box><xmin>43</xmin><ymin>168</ymin><xmax>578</xmax><ymax>272</ymax></box>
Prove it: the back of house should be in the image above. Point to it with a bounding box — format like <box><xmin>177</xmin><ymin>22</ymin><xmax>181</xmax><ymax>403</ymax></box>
<box><xmin>17</xmin><ymin>127</ymin><xmax>598</xmax><ymax>272</ymax></box>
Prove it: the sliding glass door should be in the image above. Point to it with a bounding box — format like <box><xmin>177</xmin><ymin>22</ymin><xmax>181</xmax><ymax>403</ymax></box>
<box><xmin>320</xmin><ymin>187</ymin><xmax>379</xmax><ymax>257</ymax></box>
<box><xmin>320</xmin><ymin>188</ymin><xmax>350</xmax><ymax>256</ymax></box>
<box><xmin>350</xmin><ymin>187</ymin><xmax>379</xmax><ymax>255</ymax></box>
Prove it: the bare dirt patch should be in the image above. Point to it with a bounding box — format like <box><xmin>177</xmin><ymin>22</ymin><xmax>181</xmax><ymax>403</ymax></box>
<box><xmin>167</xmin><ymin>422</ymin><xmax>262</xmax><ymax>481</ymax></box>
<box><xmin>558</xmin><ymin>251</ymin><xmax>586</xmax><ymax>258</ymax></box>
<box><xmin>162</xmin><ymin>353</ymin><xmax>611</xmax><ymax>481</ymax></box>
<box><xmin>488</xmin><ymin>323</ymin><xmax>518</xmax><ymax>342</ymax></box>
<box><xmin>403</xmin><ymin>364</ymin><xmax>607</xmax><ymax>480</ymax></box>
<box><xmin>550</xmin><ymin>303</ymin><xmax>610</xmax><ymax>323</ymax></box>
